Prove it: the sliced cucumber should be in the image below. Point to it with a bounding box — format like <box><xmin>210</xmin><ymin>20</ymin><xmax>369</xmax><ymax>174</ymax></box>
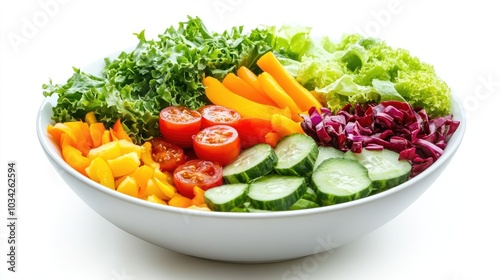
<box><xmin>302</xmin><ymin>187</ymin><xmax>318</xmax><ymax>203</ymax></box>
<box><xmin>314</xmin><ymin>146</ymin><xmax>345</xmax><ymax>170</ymax></box>
<box><xmin>312</xmin><ymin>158</ymin><xmax>373</xmax><ymax>206</ymax></box>
<box><xmin>344</xmin><ymin>148</ymin><xmax>411</xmax><ymax>192</ymax></box>
<box><xmin>248</xmin><ymin>175</ymin><xmax>307</xmax><ymax>211</ymax></box>
<box><xmin>222</xmin><ymin>143</ymin><xmax>277</xmax><ymax>184</ymax></box>
<box><xmin>230</xmin><ymin>201</ymin><xmax>251</xmax><ymax>212</ymax></box>
<box><xmin>230</xmin><ymin>202</ymin><xmax>273</xmax><ymax>213</ymax></box>
<box><xmin>273</xmin><ymin>133</ymin><xmax>318</xmax><ymax>177</ymax></box>
<box><xmin>289</xmin><ymin>198</ymin><xmax>319</xmax><ymax>210</ymax></box>
<box><xmin>204</xmin><ymin>183</ymin><xmax>248</xmax><ymax>212</ymax></box>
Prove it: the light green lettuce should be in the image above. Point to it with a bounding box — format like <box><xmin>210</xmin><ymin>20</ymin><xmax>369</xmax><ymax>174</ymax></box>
<box><xmin>276</xmin><ymin>31</ymin><xmax>452</xmax><ymax>117</ymax></box>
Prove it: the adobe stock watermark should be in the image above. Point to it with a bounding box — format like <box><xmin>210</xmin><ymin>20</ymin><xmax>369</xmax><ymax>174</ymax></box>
<box><xmin>352</xmin><ymin>0</ymin><xmax>414</xmax><ymax>38</ymax></box>
<box><xmin>462</xmin><ymin>73</ymin><xmax>500</xmax><ymax>118</ymax></box>
<box><xmin>281</xmin><ymin>235</ymin><xmax>340</xmax><ymax>280</ymax></box>
<box><xmin>6</xmin><ymin>0</ymin><xmax>70</xmax><ymax>53</ymax></box>
<box><xmin>212</xmin><ymin>0</ymin><xmax>243</xmax><ymax>21</ymax></box>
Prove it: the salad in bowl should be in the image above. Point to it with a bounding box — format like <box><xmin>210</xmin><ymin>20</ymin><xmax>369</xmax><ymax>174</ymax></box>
<box><xmin>37</xmin><ymin>16</ymin><xmax>464</xmax><ymax>262</ymax></box>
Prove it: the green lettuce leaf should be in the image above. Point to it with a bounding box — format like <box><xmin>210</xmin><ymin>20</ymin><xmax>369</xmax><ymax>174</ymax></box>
<box><xmin>43</xmin><ymin>16</ymin><xmax>277</xmax><ymax>143</ymax></box>
<box><xmin>278</xmin><ymin>31</ymin><xmax>452</xmax><ymax>117</ymax></box>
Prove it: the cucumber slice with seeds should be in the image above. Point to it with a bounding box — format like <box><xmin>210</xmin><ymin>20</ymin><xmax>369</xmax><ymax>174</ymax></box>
<box><xmin>204</xmin><ymin>183</ymin><xmax>248</xmax><ymax>212</ymax></box>
<box><xmin>273</xmin><ymin>133</ymin><xmax>318</xmax><ymax>177</ymax></box>
<box><xmin>344</xmin><ymin>148</ymin><xmax>411</xmax><ymax>192</ymax></box>
<box><xmin>248</xmin><ymin>175</ymin><xmax>307</xmax><ymax>211</ymax></box>
<box><xmin>312</xmin><ymin>158</ymin><xmax>373</xmax><ymax>206</ymax></box>
<box><xmin>314</xmin><ymin>146</ymin><xmax>345</xmax><ymax>169</ymax></box>
<box><xmin>222</xmin><ymin>143</ymin><xmax>277</xmax><ymax>184</ymax></box>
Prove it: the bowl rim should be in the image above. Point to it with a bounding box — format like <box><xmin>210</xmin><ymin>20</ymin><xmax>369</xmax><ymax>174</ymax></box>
<box><xmin>37</xmin><ymin>88</ymin><xmax>466</xmax><ymax>220</ymax></box>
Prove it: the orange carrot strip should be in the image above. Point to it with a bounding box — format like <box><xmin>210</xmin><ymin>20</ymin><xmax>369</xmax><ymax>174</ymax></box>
<box><xmin>203</xmin><ymin>76</ymin><xmax>291</xmax><ymax>121</ymax></box>
<box><xmin>237</xmin><ymin>66</ymin><xmax>266</xmax><ymax>96</ymax></box>
<box><xmin>257</xmin><ymin>52</ymin><xmax>323</xmax><ymax>112</ymax></box>
<box><xmin>223</xmin><ymin>72</ymin><xmax>277</xmax><ymax>106</ymax></box>
<box><xmin>257</xmin><ymin>72</ymin><xmax>303</xmax><ymax>122</ymax></box>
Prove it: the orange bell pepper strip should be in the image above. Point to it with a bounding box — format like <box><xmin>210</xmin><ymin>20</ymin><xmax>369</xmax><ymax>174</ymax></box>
<box><xmin>191</xmin><ymin>186</ymin><xmax>205</xmax><ymax>206</ymax></box>
<box><xmin>237</xmin><ymin>66</ymin><xmax>267</xmax><ymax>97</ymax></box>
<box><xmin>51</xmin><ymin>123</ymin><xmax>78</xmax><ymax>146</ymax></box>
<box><xmin>47</xmin><ymin>124</ymin><xmax>64</xmax><ymax>147</ymax></box>
<box><xmin>101</xmin><ymin>130</ymin><xmax>112</xmax><ymax>145</ymax></box>
<box><xmin>203</xmin><ymin>76</ymin><xmax>291</xmax><ymax>121</ymax></box>
<box><xmin>61</xmin><ymin>135</ymin><xmax>91</xmax><ymax>176</ymax></box>
<box><xmin>257</xmin><ymin>72</ymin><xmax>303</xmax><ymax>122</ymax></box>
<box><xmin>64</xmin><ymin>121</ymin><xmax>92</xmax><ymax>156</ymax></box>
<box><xmin>89</xmin><ymin>122</ymin><xmax>105</xmax><ymax>148</ymax></box>
<box><xmin>257</xmin><ymin>51</ymin><xmax>323</xmax><ymax>112</ymax></box>
<box><xmin>168</xmin><ymin>195</ymin><xmax>193</xmax><ymax>208</ymax></box>
<box><xmin>111</xmin><ymin>119</ymin><xmax>133</xmax><ymax>142</ymax></box>
<box><xmin>264</xmin><ymin>131</ymin><xmax>280</xmax><ymax>148</ymax></box>
<box><xmin>222</xmin><ymin>72</ymin><xmax>277</xmax><ymax>106</ymax></box>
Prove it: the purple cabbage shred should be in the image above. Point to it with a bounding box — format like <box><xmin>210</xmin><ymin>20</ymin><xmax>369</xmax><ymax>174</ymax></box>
<box><xmin>300</xmin><ymin>101</ymin><xmax>460</xmax><ymax>177</ymax></box>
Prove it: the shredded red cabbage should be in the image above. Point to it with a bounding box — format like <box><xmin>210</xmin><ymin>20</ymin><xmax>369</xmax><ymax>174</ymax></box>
<box><xmin>301</xmin><ymin>101</ymin><xmax>460</xmax><ymax>177</ymax></box>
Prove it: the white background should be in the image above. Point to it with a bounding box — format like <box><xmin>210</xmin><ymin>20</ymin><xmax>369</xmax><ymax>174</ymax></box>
<box><xmin>1</xmin><ymin>0</ymin><xmax>499</xmax><ymax>279</ymax></box>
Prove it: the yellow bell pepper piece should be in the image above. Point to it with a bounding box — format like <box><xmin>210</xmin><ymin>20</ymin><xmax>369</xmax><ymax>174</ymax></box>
<box><xmin>142</xmin><ymin>178</ymin><xmax>170</xmax><ymax>200</ymax></box>
<box><xmin>146</xmin><ymin>194</ymin><xmax>167</xmax><ymax>205</ymax></box>
<box><xmin>271</xmin><ymin>113</ymin><xmax>304</xmax><ymax>138</ymax></box>
<box><xmin>117</xmin><ymin>139</ymin><xmax>142</xmax><ymax>159</ymax></box>
<box><xmin>116</xmin><ymin>176</ymin><xmax>139</xmax><ymax>197</ymax></box>
<box><xmin>85</xmin><ymin>112</ymin><xmax>98</xmax><ymax>125</ymax></box>
<box><xmin>140</xmin><ymin>142</ymin><xmax>160</xmax><ymax>169</ymax></box>
<box><xmin>85</xmin><ymin>157</ymin><xmax>115</xmax><ymax>190</ymax></box>
<box><xmin>87</xmin><ymin>140</ymin><xmax>122</xmax><ymax>161</ymax></box>
<box><xmin>107</xmin><ymin>152</ymin><xmax>141</xmax><ymax>178</ymax></box>
<box><xmin>129</xmin><ymin>165</ymin><xmax>155</xmax><ymax>196</ymax></box>
<box><xmin>154</xmin><ymin>177</ymin><xmax>176</xmax><ymax>200</ymax></box>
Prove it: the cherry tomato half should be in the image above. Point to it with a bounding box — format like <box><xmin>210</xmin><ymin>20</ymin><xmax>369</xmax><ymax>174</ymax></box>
<box><xmin>193</xmin><ymin>125</ymin><xmax>241</xmax><ymax>166</ymax></box>
<box><xmin>173</xmin><ymin>159</ymin><xmax>223</xmax><ymax>198</ymax></box>
<box><xmin>159</xmin><ymin>106</ymin><xmax>201</xmax><ymax>148</ymax></box>
<box><xmin>198</xmin><ymin>105</ymin><xmax>241</xmax><ymax>129</ymax></box>
<box><xmin>149</xmin><ymin>137</ymin><xmax>186</xmax><ymax>172</ymax></box>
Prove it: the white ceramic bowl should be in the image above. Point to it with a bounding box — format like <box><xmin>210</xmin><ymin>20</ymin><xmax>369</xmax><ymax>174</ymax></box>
<box><xmin>36</xmin><ymin>66</ymin><xmax>465</xmax><ymax>263</ymax></box>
